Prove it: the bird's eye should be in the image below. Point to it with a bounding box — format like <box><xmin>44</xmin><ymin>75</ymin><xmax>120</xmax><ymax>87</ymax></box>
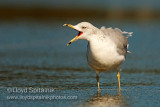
<box><xmin>82</xmin><ymin>27</ymin><xmax>87</xmax><ymax>29</ymax></box>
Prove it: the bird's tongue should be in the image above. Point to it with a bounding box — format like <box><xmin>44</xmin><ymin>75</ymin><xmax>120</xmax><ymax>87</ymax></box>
<box><xmin>77</xmin><ymin>31</ymin><xmax>83</xmax><ymax>37</ymax></box>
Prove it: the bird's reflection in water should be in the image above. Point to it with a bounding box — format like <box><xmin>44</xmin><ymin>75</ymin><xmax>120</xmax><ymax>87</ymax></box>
<box><xmin>86</xmin><ymin>90</ymin><xmax>127</xmax><ymax>107</ymax></box>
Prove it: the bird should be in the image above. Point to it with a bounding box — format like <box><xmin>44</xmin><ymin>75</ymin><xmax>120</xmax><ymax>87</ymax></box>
<box><xmin>63</xmin><ymin>22</ymin><xmax>132</xmax><ymax>91</ymax></box>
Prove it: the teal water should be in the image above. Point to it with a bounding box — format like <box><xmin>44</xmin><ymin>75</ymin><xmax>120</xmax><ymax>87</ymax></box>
<box><xmin>0</xmin><ymin>20</ymin><xmax>160</xmax><ymax>107</ymax></box>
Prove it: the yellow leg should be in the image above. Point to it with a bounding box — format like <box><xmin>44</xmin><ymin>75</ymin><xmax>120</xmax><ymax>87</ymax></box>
<box><xmin>96</xmin><ymin>73</ymin><xmax>100</xmax><ymax>91</ymax></box>
<box><xmin>117</xmin><ymin>71</ymin><xmax>121</xmax><ymax>91</ymax></box>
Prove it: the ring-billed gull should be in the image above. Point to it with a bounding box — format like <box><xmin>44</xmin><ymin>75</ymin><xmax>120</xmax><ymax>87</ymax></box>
<box><xmin>63</xmin><ymin>22</ymin><xmax>132</xmax><ymax>91</ymax></box>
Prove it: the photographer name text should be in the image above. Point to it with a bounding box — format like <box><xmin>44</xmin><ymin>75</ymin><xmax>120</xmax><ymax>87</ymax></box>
<box><xmin>7</xmin><ymin>87</ymin><xmax>55</xmax><ymax>94</ymax></box>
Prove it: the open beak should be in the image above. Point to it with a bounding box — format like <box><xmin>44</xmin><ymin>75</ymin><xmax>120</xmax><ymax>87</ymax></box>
<box><xmin>63</xmin><ymin>24</ymin><xmax>83</xmax><ymax>46</ymax></box>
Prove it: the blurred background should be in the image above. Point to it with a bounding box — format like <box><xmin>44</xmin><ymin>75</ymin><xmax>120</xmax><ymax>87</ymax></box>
<box><xmin>0</xmin><ymin>0</ymin><xmax>160</xmax><ymax>107</ymax></box>
<box><xmin>0</xmin><ymin>0</ymin><xmax>159</xmax><ymax>69</ymax></box>
<box><xmin>0</xmin><ymin>0</ymin><xmax>160</xmax><ymax>21</ymax></box>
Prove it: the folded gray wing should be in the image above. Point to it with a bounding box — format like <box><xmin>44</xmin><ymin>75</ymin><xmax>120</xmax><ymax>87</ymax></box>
<box><xmin>100</xmin><ymin>27</ymin><xmax>132</xmax><ymax>56</ymax></box>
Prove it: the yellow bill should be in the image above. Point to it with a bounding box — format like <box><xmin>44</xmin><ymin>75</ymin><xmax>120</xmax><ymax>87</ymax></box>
<box><xmin>63</xmin><ymin>24</ymin><xmax>83</xmax><ymax>46</ymax></box>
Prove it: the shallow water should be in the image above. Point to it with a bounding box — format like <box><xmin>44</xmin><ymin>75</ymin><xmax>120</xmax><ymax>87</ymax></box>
<box><xmin>0</xmin><ymin>20</ymin><xmax>160</xmax><ymax>107</ymax></box>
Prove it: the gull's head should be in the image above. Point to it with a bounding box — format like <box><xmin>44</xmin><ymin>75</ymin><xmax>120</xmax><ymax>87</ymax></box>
<box><xmin>63</xmin><ymin>22</ymin><xmax>98</xmax><ymax>46</ymax></box>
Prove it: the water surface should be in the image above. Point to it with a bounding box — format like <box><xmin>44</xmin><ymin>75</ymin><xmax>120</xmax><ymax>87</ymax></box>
<box><xmin>0</xmin><ymin>20</ymin><xmax>160</xmax><ymax>107</ymax></box>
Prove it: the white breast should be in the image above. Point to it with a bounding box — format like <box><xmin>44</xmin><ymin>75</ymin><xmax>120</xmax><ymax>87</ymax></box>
<box><xmin>87</xmin><ymin>37</ymin><xmax>125</xmax><ymax>71</ymax></box>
